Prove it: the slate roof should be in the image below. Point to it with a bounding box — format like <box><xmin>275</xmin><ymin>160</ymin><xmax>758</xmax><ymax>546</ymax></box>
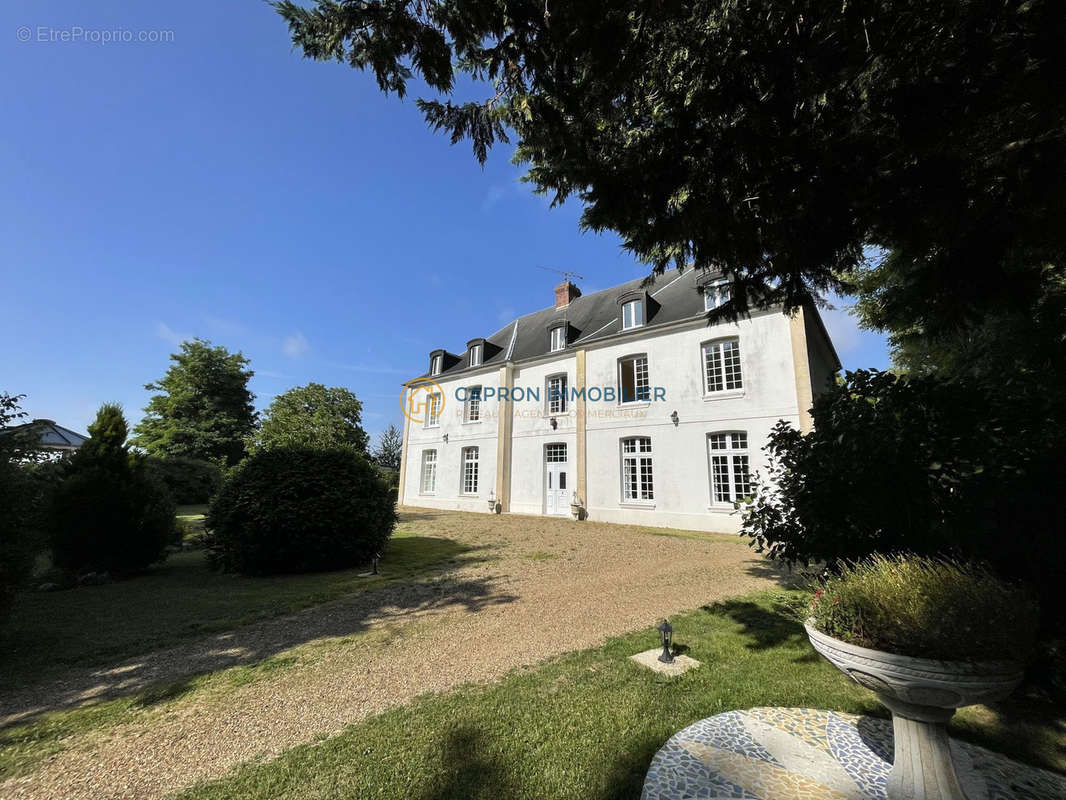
<box><xmin>417</xmin><ymin>268</ymin><xmax>839</xmax><ymax>379</ymax></box>
<box><xmin>0</xmin><ymin>419</ymin><xmax>89</xmax><ymax>450</ymax></box>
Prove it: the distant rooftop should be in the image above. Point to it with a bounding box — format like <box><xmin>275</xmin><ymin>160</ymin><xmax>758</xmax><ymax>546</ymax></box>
<box><xmin>0</xmin><ymin>419</ymin><xmax>89</xmax><ymax>451</ymax></box>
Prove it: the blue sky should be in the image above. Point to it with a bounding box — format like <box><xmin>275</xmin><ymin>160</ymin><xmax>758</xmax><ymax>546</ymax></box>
<box><xmin>1</xmin><ymin>1</ymin><xmax>890</xmax><ymax>440</ymax></box>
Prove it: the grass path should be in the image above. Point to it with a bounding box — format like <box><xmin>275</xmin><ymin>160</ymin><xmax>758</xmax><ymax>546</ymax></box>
<box><xmin>0</xmin><ymin>509</ymin><xmax>776</xmax><ymax>799</ymax></box>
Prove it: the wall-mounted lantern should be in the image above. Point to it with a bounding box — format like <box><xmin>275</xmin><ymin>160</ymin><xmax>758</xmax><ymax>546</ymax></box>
<box><xmin>550</xmin><ymin>416</ymin><xmax>558</xmax><ymax>430</ymax></box>
<box><xmin>442</xmin><ymin>433</ymin><xmax>449</xmax><ymax>443</ymax></box>
<box><xmin>670</xmin><ymin>410</ymin><xmax>679</xmax><ymax>427</ymax></box>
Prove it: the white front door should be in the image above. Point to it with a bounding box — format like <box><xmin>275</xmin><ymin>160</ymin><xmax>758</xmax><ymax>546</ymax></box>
<box><xmin>544</xmin><ymin>443</ymin><xmax>570</xmax><ymax>516</ymax></box>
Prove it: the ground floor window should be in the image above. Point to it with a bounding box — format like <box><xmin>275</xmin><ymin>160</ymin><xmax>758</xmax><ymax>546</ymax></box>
<box><xmin>461</xmin><ymin>446</ymin><xmax>479</xmax><ymax>494</ymax></box>
<box><xmin>621</xmin><ymin>436</ymin><xmax>654</xmax><ymax>501</ymax></box>
<box><xmin>709</xmin><ymin>432</ymin><xmax>750</xmax><ymax>504</ymax></box>
<box><xmin>545</xmin><ymin>442</ymin><xmax>567</xmax><ymax>462</ymax></box>
<box><xmin>420</xmin><ymin>449</ymin><xmax>437</xmax><ymax>494</ymax></box>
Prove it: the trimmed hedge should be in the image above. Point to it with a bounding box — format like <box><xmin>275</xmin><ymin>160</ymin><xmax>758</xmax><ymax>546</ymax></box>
<box><xmin>206</xmin><ymin>448</ymin><xmax>396</xmax><ymax>575</ymax></box>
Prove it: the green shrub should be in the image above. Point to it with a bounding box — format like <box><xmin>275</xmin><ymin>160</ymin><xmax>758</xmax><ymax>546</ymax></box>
<box><xmin>741</xmin><ymin>369</ymin><xmax>1066</xmax><ymax>632</ymax></box>
<box><xmin>144</xmin><ymin>456</ymin><xmax>221</xmax><ymax>504</ymax></box>
<box><xmin>805</xmin><ymin>555</ymin><xmax>1038</xmax><ymax>662</ymax></box>
<box><xmin>47</xmin><ymin>404</ymin><xmax>176</xmax><ymax>576</ymax></box>
<box><xmin>48</xmin><ymin>461</ymin><xmax>177</xmax><ymax>575</ymax></box>
<box><xmin>0</xmin><ymin>460</ymin><xmax>34</xmax><ymax>620</ymax></box>
<box><xmin>206</xmin><ymin>448</ymin><xmax>396</xmax><ymax>575</ymax></box>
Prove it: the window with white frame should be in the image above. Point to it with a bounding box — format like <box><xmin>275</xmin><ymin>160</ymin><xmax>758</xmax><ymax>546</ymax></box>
<box><xmin>425</xmin><ymin>392</ymin><xmax>442</xmax><ymax>428</ymax></box>
<box><xmin>550</xmin><ymin>325</ymin><xmax>567</xmax><ymax>352</ymax></box>
<box><xmin>461</xmin><ymin>446</ymin><xmax>479</xmax><ymax>494</ymax></box>
<box><xmin>431</xmin><ymin>355</ymin><xmax>442</xmax><ymax>376</ymax></box>
<box><xmin>420</xmin><ymin>449</ymin><xmax>437</xmax><ymax>494</ymax></box>
<box><xmin>547</xmin><ymin>374</ymin><xmax>568</xmax><ymax>414</ymax></box>
<box><xmin>621</xmin><ymin>299</ymin><xmax>645</xmax><ymax>330</ymax></box>
<box><xmin>464</xmin><ymin>386</ymin><xmax>481</xmax><ymax>423</ymax></box>
<box><xmin>469</xmin><ymin>344</ymin><xmax>482</xmax><ymax>367</ymax></box>
<box><xmin>704</xmin><ymin>279</ymin><xmax>731</xmax><ymax>310</ymax></box>
<box><xmin>619</xmin><ymin>354</ymin><xmax>650</xmax><ymax>403</ymax></box>
<box><xmin>621</xmin><ymin>437</ymin><xmax>654</xmax><ymax>501</ymax></box>
<box><xmin>702</xmin><ymin>338</ymin><xmax>743</xmax><ymax>394</ymax></box>
<box><xmin>708</xmin><ymin>432</ymin><xmax>751</xmax><ymax>504</ymax></box>
<box><xmin>545</xmin><ymin>443</ymin><xmax>567</xmax><ymax>462</ymax></box>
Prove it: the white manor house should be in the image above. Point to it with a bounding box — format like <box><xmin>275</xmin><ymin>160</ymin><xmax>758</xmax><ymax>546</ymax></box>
<box><xmin>398</xmin><ymin>269</ymin><xmax>839</xmax><ymax>532</ymax></box>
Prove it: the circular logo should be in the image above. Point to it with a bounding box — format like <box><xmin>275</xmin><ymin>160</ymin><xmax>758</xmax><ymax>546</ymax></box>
<box><xmin>400</xmin><ymin>378</ymin><xmax>445</xmax><ymax>424</ymax></box>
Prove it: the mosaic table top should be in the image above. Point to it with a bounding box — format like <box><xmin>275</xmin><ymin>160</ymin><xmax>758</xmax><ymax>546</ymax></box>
<box><xmin>641</xmin><ymin>707</ymin><xmax>1066</xmax><ymax>800</ymax></box>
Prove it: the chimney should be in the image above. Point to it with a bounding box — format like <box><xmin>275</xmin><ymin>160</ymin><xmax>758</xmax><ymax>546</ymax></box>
<box><xmin>554</xmin><ymin>280</ymin><xmax>582</xmax><ymax>308</ymax></box>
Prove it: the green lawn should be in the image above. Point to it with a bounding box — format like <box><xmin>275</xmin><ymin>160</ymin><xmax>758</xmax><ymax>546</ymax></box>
<box><xmin>171</xmin><ymin>591</ymin><xmax>1064</xmax><ymax>800</ymax></box>
<box><xmin>0</xmin><ymin>528</ymin><xmax>472</xmax><ymax>692</ymax></box>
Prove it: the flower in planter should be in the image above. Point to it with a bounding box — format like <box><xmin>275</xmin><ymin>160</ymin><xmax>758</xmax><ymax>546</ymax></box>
<box><xmin>805</xmin><ymin>554</ymin><xmax>1038</xmax><ymax>663</ymax></box>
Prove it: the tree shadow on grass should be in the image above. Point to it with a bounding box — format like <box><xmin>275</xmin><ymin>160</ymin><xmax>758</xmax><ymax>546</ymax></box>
<box><xmin>0</xmin><ymin>542</ymin><xmax>513</xmax><ymax>728</ymax></box>
<box><xmin>699</xmin><ymin>599</ymin><xmax>809</xmax><ymax>653</ymax></box>
<box><xmin>412</xmin><ymin>724</ymin><xmax>519</xmax><ymax>800</ymax></box>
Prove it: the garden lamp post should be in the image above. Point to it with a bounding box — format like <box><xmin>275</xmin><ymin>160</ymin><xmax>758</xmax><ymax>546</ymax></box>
<box><xmin>657</xmin><ymin>619</ymin><xmax>674</xmax><ymax>663</ymax></box>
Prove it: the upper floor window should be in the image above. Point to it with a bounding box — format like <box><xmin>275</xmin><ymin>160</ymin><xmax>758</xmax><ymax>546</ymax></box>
<box><xmin>703</xmin><ymin>338</ymin><xmax>743</xmax><ymax>394</ymax></box>
<box><xmin>622</xmin><ymin>299</ymin><xmax>645</xmax><ymax>330</ymax></box>
<box><xmin>550</xmin><ymin>325</ymin><xmax>567</xmax><ymax>352</ymax></box>
<box><xmin>431</xmin><ymin>354</ymin><xmax>442</xmax><ymax>376</ymax></box>
<box><xmin>425</xmin><ymin>392</ymin><xmax>442</xmax><ymax>428</ymax></box>
<box><xmin>621</xmin><ymin>437</ymin><xmax>654</xmax><ymax>502</ymax></box>
<box><xmin>461</xmin><ymin>446</ymin><xmax>480</xmax><ymax>494</ymax></box>
<box><xmin>619</xmin><ymin>354</ymin><xmax>650</xmax><ymax>403</ymax></box>
<box><xmin>704</xmin><ymin>279</ymin><xmax>731</xmax><ymax>311</ymax></box>
<box><xmin>420</xmin><ymin>449</ymin><xmax>437</xmax><ymax>494</ymax></box>
<box><xmin>469</xmin><ymin>344</ymin><xmax>482</xmax><ymax>367</ymax></box>
<box><xmin>708</xmin><ymin>432</ymin><xmax>751</xmax><ymax>504</ymax></box>
<box><xmin>464</xmin><ymin>386</ymin><xmax>482</xmax><ymax>423</ymax></box>
<box><xmin>547</xmin><ymin>374</ymin><xmax>568</xmax><ymax>414</ymax></box>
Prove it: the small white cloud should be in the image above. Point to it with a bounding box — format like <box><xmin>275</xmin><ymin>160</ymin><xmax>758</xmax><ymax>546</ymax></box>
<box><xmin>282</xmin><ymin>332</ymin><xmax>310</xmax><ymax>359</ymax></box>
<box><xmin>155</xmin><ymin>322</ymin><xmax>187</xmax><ymax>346</ymax></box>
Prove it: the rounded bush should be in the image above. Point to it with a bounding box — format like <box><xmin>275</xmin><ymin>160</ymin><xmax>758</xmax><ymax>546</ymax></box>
<box><xmin>206</xmin><ymin>448</ymin><xmax>396</xmax><ymax>575</ymax></box>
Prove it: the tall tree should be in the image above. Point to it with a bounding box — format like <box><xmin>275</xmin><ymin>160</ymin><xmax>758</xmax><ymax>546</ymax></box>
<box><xmin>276</xmin><ymin>0</ymin><xmax>1065</xmax><ymax>332</ymax></box>
<box><xmin>253</xmin><ymin>383</ymin><xmax>369</xmax><ymax>453</ymax></box>
<box><xmin>373</xmin><ymin>423</ymin><xmax>403</xmax><ymax>470</ymax></box>
<box><xmin>132</xmin><ymin>339</ymin><xmax>256</xmax><ymax>466</ymax></box>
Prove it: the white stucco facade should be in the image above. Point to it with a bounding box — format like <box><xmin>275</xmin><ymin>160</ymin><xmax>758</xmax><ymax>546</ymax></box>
<box><xmin>399</xmin><ymin>273</ymin><xmax>839</xmax><ymax>534</ymax></box>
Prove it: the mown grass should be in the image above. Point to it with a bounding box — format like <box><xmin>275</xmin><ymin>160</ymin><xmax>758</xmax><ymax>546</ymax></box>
<box><xmin>171</xmin><ymin>591</ymin><xmax>1064</xmax><ymax>800</ymax></box>
<box><xmin>0</xmin><ymin>528</ymin><xmax>470</xmax><ymax>692</ymax></box>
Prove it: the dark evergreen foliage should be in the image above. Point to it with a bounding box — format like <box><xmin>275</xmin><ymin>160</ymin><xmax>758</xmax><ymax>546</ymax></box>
<box><xmin>144</xmin><ymin>456</ymin><xmax>222</xmax><ymax>505</ymax></box>
<box><xmin>48</xmin><ymin>404</ymin><xmax>176</xmax><ymax>575</ymax></box>
<box><xmin>276</xmin><ymin>0</ymin><xmax>1066</xmax><ymax>326</ymax></box>
<box><xmin>741</xmin><ymin>370</ymin><xmax>1066</xmax><ymax>630</ymax></box>
<box><xmin>206</xmin><ymin>448</ymin><xmax>396</xmax><ymax>575</ymax></box>
<box><xmin>0</xmin><ymin>393</ymin><xmax>35</xmax><ymax>620</ymax></box>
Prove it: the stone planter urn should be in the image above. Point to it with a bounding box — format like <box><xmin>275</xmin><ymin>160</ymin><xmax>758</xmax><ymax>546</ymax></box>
<box><xmin>805</xmin><ymin>622</ymin><xmax>1024</xmax><ymax>800</ymax></box>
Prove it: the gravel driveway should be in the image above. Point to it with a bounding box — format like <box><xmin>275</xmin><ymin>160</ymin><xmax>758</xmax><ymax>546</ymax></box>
<box><xmin>1</xmin><ymin>508</ymin><xmax>786</xmax><ymax>800</ymax></box>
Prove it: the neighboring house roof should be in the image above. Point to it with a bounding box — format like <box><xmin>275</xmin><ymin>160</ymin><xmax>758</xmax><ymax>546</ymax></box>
<box><xmin>0</xmin><ymin>419</ymin><xmax>89</xmax><ymax>450</ymax></box>
<box><xmin>417</xmin><ymin>268</ymin><xmax>839</xmax><ymax>379</ymax></box>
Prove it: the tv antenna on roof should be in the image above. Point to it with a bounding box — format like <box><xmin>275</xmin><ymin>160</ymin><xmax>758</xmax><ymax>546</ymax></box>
<box><xmin>537</xmin><ymin>266</ymin><xmax>585</xmax><ymax>282</ymax></box>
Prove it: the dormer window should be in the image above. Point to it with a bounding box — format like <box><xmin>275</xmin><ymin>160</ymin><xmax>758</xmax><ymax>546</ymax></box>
<box><xmin>469</xmin><ymin>344</ymin><xmax>482</xmax><ymax>367</ymax></box>
<box><xmin>550</xmin><ymin>325</ymin><xmax>567</xmax><ymax>352</ymax></box>
<box><xmin>704</xmin><ymin>279</ymin><xmax>731</xmax><ymax>311</ymax></box>
<box><xmin>622</xmin><ymin>299</ymin><xmax>645</xmax><ymax>330</ymax></box>
<box><xmin>431</xmin><ymin>354</ymin><xmax>442</xmax><ymax>376</ymax></box>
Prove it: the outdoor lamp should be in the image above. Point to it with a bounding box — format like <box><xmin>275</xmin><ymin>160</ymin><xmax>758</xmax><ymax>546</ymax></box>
<box><xmin>550</xmin><ymin>416</ymin><xmax>558</xmax><ymax>430</ymax></box>
<box><xmin>657</xmin><ymin>619</ymin><xmax>674</xmax><ymax>663</ymax></box>
<box><xmin>442</xmin><ymin>433</ymin><xmax>449</xmax><ymax>443</ymax></box>
<box><xmin>670</xmin><ymin>410</ymin><xmax>679</xmax><ymax>426</ymax></box>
